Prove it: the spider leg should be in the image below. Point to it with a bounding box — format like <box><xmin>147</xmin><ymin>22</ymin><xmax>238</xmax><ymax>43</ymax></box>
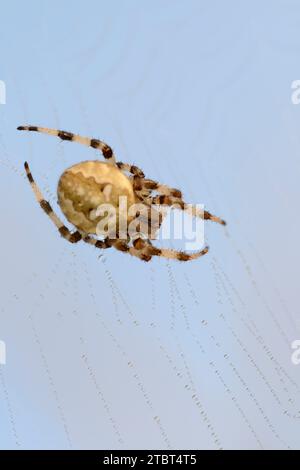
<box><xmin>85</xmin><ymin>229</ymin><xmax>208</xmax><ymax>262</ymax></box>
<box><xmin>134</xmin><ymin>175</ymin><xmax>225</xmax><ymax>225</ymax></box>
<box><xmin>138</xmin><ymin>178</ymin><xmax>182</xmax><ymax>198</ymax></box>
<box><xmin>18</xmin><ymin>126</ymin><xmax>116</xmax><ymax>164</ymax></box>
<box><xmin>116</xmin><ymin>163</ymin><xmax>181</xmax><ymax>200</ymax></box>
<box><xmin>185</xmin><ymin>204</ymin><xmax>226</xmax><ymax>225</ymax></box>
<box><xmin>117</xmin><ymin>163</ymin><xmax>182</xmax><ymax>204</ymax></box>
<box><xmin>85</xmin><ymin>235</ymin><xmax>153</xmax><ymax>262</ymax></box>
<box><xmin>115</xmin><ymin>166</ymin><xmax>162</xmax><ymax>201</ymax></box>
<box><xmin>116</xmin><ymin>162</ymin><xmax>145</xmax><ymax>178</ymax></box>
<box><xmin>24</xmin><ymin>162</ymin><xmax>82</xmax><ymax>244</ymax></box>
<box><xmin>112</xmin><ymin>238</ymin><xmax>154</xmax><ymax>261</ymax></box>
<box><xmin>140</xmin><ymin>239</ymin><xmax>209</xmax><ymax>262</ymax></box>
<box><xmin>81</xmin><ymin>235</ymin><xmax>113</xmax><ymax>251</ymax></box>
<box><xmin>149</xmin><ymin>195</ymin><xmax>226</xmax><ymax>225</ymax></box>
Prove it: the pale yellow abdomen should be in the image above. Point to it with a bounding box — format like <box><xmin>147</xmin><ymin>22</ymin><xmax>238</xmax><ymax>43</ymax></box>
<box><xmin>57</xmin><ymin>160</ymin><xmax>136</xmax><ymax>234</ymax></box>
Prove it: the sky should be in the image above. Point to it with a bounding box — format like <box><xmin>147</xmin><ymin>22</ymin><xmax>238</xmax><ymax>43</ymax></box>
<box><xmin>0</xmin><ymin>0</ymin><xmax>300</xmax><ymax>450</ymax></box>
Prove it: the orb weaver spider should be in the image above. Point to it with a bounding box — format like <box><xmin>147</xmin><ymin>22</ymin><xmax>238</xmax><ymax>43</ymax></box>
<box><xmin>18</xmin><ymin>126</ymin><xmax>226</xmax><ymax>262</ymax></box>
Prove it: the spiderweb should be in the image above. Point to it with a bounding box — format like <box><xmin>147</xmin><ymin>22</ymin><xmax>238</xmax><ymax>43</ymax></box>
<box><xmin>0</xmin><ymin>0</ymin><xmax>299</xmax><ymax>450</ymax></box>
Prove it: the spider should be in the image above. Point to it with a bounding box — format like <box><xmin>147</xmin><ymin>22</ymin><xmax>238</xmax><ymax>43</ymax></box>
<box><xmin>18</xmin><ymin>125</ymin><xmax>226</xmax><ymax>262</ymax></box>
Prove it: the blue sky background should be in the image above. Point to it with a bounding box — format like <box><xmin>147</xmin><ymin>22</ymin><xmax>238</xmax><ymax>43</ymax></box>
<box><xmin>0</xmin><ymin>0</ymin><xmax>300</xmax><ymax>449</ymax></box>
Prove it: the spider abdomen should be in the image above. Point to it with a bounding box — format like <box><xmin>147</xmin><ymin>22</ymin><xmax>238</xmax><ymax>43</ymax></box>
<box><xmin>57</xmin><ymin>160</ymin><xmax>136</xmax><ymax>234</ymax></box>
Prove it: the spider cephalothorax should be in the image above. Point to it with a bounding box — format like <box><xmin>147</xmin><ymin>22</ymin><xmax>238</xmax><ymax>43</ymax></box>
<box><xmin>18</xmin><ymin>125</ymin><xmax>226</xmax><ymax>262</ymax></box>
